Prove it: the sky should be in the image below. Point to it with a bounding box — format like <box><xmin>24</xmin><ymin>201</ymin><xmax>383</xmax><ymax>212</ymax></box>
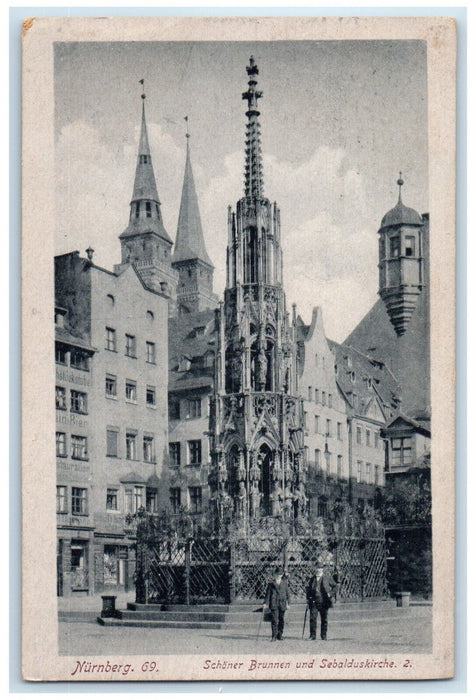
<box><xmin>54</xmin><ymin>40</ymin><xmax>428</xmax><ymax>342</ymax></box>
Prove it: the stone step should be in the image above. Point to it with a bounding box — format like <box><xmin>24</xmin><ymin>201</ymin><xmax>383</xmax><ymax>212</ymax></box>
<box><xmin>98</xmin><ymin>617</ymin><xmax>222</xmax><ymax>630</ymax></box>
<box><xmin>127</xmin><ymin>603</ymin><xmax>230</xmax><ymax>613</ymax></box>
<box><xmin>119</xmin><ymin>610</ymin><xmax>227</xmax><ymax>622</ymax></box>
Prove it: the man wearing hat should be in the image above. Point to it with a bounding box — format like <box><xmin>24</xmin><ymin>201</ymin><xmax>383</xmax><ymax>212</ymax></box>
<box><xmin>263</xmin><ymin>567</ymin><xmax>290</xmax><ymax>641</ymax></box>
<box><xmin>306</xmin><ymin>564</ymin><xmax>337</xmax><ymax>641</ymax></box>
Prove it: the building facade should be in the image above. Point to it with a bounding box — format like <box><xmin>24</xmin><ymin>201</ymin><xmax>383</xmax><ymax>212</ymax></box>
<box><xmin>55</xmin><ymin>58</ymin><xmax>430</xmax><ymax>596</ymax></box>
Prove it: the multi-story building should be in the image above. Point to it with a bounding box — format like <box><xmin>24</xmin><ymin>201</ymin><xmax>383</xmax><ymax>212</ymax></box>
<box><xmin>55</xmin><ymin>59</ymin><xmax>430</xmax><ymax>599</ymax></box>
<box><xmin>55</xmin><ymin>95</ymin><xmax>171</xmax><ymax>597</ymax></box>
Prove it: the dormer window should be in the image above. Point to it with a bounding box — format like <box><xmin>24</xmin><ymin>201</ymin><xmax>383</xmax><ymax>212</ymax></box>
<box><xmin>55</xmin><ymin>308</ymin><xmax>66</xmax><ymax>327</ymax></box>
<box><xmin>140</xmin><ymin>155</ymin><xmax>149</xmax><ymax>164</ymax></box>
<box><xmin>178</xmin><ymin>356</ymin><xmax>192</xmax><ymax>372</ymax></box>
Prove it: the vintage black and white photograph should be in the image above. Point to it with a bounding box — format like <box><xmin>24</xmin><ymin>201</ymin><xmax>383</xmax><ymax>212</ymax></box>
<box><xmin>21</xmin><ymin>16</ymin><xmax>455</xmax><ymax>682</ymax></box>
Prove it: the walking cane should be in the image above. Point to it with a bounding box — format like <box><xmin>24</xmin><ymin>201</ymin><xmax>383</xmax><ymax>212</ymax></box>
<box><xmin>256</xmin><ymin>606</ymin><xmax>265</xmax><ymax>641</ymax></box>
<box><xmin>302</xmin><ymin>604</ymin><xmax>308</xmax><ymax>639</ymax></box>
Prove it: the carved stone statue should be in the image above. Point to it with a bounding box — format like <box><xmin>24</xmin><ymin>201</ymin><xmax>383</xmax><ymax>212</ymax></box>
<box><xmin>256</xmin><ymin>346</ymin><xmax>267</xmax><ymax>390</ymax></box>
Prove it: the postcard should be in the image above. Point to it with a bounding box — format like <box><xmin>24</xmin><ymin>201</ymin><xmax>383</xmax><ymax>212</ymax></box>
<box><xmin>22</xmin><ymin>15</ymin><xmax>456</xmax><ymax>681</ymax></box>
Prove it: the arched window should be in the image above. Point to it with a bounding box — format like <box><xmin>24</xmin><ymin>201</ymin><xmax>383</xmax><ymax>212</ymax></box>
<box><xmin>226</xmin><ymin>445</ymin><xmax>239</xmax><ymax>499</ymax></box>
<box><xmin>245</xmin><ymin>226</ymin><xmax>258</xmax><ymax>283</ymax></box>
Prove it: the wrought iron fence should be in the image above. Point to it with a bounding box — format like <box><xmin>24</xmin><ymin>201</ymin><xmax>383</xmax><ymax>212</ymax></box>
<box><xmin>134</xmin><ymin>532</ymin><xmax>387</xmax><ymax>604</ymax></box>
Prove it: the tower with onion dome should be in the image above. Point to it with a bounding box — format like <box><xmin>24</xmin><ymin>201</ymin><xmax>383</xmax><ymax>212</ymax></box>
<box><xmin>377</xmin><ymin>174</ymin><xmax>425</xmax><ymax>336</ymax></box>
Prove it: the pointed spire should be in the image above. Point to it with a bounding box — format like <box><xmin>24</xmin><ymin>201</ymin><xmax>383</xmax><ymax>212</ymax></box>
<box><xmin>131</xmin><ymin>96</ymin><xmax>160</xmax><ymax>203</ymax></box>
<box><xmin>242</xmin><ymin>55</ymin><xmax>264</xmax><ymax>199</ymax></box>
<box><xmin>121</xmin><ymin>90</ymin><xmax>172</xmax><ymax>243</ymax></box>
<box><xmin>172</xmin><ymin>128</ymin><xmax>213</xmax><ymax>266</ymax></box>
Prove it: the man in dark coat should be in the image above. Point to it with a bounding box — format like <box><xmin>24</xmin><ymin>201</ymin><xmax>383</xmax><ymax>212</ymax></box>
<box><xmin>306</xmin><ymin>565</ymin><xmax>337</xmax><ymax>640</ymax></box>
<box><xmin>264</xmin><ymin>566</ymin><xmax>290</xmax><ymax>641</ymax></box>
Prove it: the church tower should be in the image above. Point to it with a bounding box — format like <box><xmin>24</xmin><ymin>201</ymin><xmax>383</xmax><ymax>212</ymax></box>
<box><xmin>172</xmin><ymin>130</ymin><xmax>218</xmax><ymax>313</ymax></box>
<box><xmin>209</xmin><ymin>57</ymin><xmax>306</xmax><ymax>529</ymax></box>
<box><xmin>117</xmin><ymin>91</ymin><xmax>178</xmax><ymax>303</ymax></box>
<box><xmin>378</xmin><ymin>175</ymin><xmax>425</xmax><ymax>336</ymax></box>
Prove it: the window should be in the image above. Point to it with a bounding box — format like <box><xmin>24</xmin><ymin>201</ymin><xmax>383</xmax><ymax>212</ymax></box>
<box><xmin>337</xmin><ymin>455</ymin><xmax>343</xmax><ymax>478</ymax></box>
<box><xmin>125</xmin><ymin>380</ymin><xmax>137</xmax><ymax>403</ymax></box>
<box><xmin>106</xmin><ymin>429</ymin><xmax>119</xmax><ymax>457</ymax></box>
<box><xmin>124</xmin><ymin>489</ymin><xmax>133</xmax><ymax>514</ymax></box>
<box><xmin>125</xmin><ymin>334</ymin><xmax>136</xmax><ymax>358</ymax></box>
<box><xmin>71</xmin><ymin>435</ymin><xmax>88</xmax><ymax>460</ymax></box>
<box><xmin>315</xmin><ymin>389</ymin><xmax>319</xmax><ymax>403</ymax></box>
<box><xmin>170</xmin><ymin>487</ymin><xmax>181</xmax><ymax>514</ymax></box>
<box><xmin>143</xmin><ymin>435</ymin><xmax>155</xmax><ymax>463</ymax></box>
<box><xmin>366</xmin><ymin>462</ymin><xmax>372</xmax><ymax>483</ymax></box>
<box><xmin>322</xmin><ymin>391</ymin><xmax>326</xmax><ymax>406</ymax></box>
<box><xmin>303</xmin><ymin>411</ymin><xmax>308</xmax><ymax>429</ymax></box>
<box><xmin>106</xmin><ymin>488</ymin><xmax>118</xmax><ymax>511</ymax></box>
<box><xmin>105</xmin><ymin>327</ymin><xmax>116</xmax><ymax>352</ymax></box>
<box><xmin>135</xmin><ymin>201</ymin><xmax>140</xmax><ymax>218</ymax></box>
<box><xmin>146</xmin><ymin>489</ymin><xmax>158</xmax><ymax>512</ymax></box>
<box><xmin>390</xmin><ymin>437</ymin><xmax>413</xmax><ymax>467</ymax></box>
<box><xmin>169</xmin><ymin>442</ymin><xmax>181</xmax><ymax>467</ymax></box>
<box><xmin>56</xmin><ymin>432</ymin><xmax>66</xmax><ymax>457</ymax></box>
<box><xmin>366</xmin><ymin>429</ymin><xmax>371</xmax><ymax>447</ymax></box>
<box><xmin>146</xmin><ymin>385</ymin><xmax>156</xmax><ymax>407</ymax></box>
<box><xmin>357</xmin><ymin>460</ymin><xmax>363</xmax><ymax>483</ymax></box>
<box><xmin>56</xmin><ymin>485</ymin><xmax>67</xmax><ymax>513</ymax></box>
<box><xmin>145</xmin><ymin>201</ymin><xmax>152</xmax><ymax>218</ymax></box>
<box><xmin>308</xmin><ymin>386</ymin><xmax>312</xmax><ymax>401</ymax></box>
<box><xmin>375</xmin><ymin>465</ymin><xmax>381</xmax><ymax>486</ymax></box>
<box><xmin>146</xmin><ymin>341</ymin><xmax>156</xmax><ymax>364</ymax></box>
<box><xmin>390</xmin><ymin>236</ymin><xmax>400</xmax><ymax>258</ymax></box>
<box><xmin>105</xmin><ymin>374</ymin><xmax>117</xmax><ymax>398</ymax></box>
<box><xmin>374</xmin><ymin>431</ymin><xmax>380</xmax><ymax>449</ymax></box>
<box><xmin>70</xmin><ymin>390</ymin><xmax>87</xmax><ymax>414</ymax></box>
<box><xmin>337</xmin><ymin>422</ymin><xmax>343</xmax><ymax>440</ymax></box>
<box><xmin>189</xmin><ymin>486</ymin><xmax>202</xmax><ymax>514</ymax></box>
<box><xmin>146</xmin><ymin>310</ymin><xmax>154</xmax><ymax>321</ymax></box>
<box><xmin>405</xmin><ymin>235</ymin><xmax>415</xmax><ymax>256</ymax></box>
<box><xmin>326</xmin><ymin>419</ymin><xmax>332</xmax><ymax>437</ymax></box>
<box><xmin>72</xmin><ymin>487</ymin><xmax>87</xmax><ymax>515</ymax></box>
<box><xmin>124</xmin><ymin>486</ymin><xmax>144</xmax><ymax>513</ymax></box>
<box><xmin>314</xmin><ymin>449</ymin><xmax>321</xmax><ymax>468</ymax></box>
<box><xmin>56</xmin><ymin>345</ymin><xmax>67</xmax><ymax>365</ymax></box>
<box><xmin>70</xmin><ymin>350</ymin><xmax>89</xmax><ymax>371</ymax></box>
<box><xmin>184</xmin><ymin>398</ymin><xmax>201</xmax><ymax>419</ymax></box>
<box><xmin>356</xmin><ymin>426</ymin><xmax>362</xmax><ymax>445</ymax></box>
<box><xmin>328</xmin><ymin>394</ymin><xmax>332</xmax><ymax>408</ymax></box>
<box><xmin>106</xmin><ymin>293</ymin><xmax>115</xmax><ymax>306</ymax></box>
<box><xmin>325</xmin><ymin>450</ymin><xmax>331</xmax><ymax>474</ymax></box>
<box><xmin>134</xmin><ymin>486</ymin><xmax>144</xmax><ymax>511</ymax></box>
<box><xmin>314</xmin><ymin>415</ymin><xmax>320</xmax><ymax>434</ymax></box>
<box><xmin>350</xmin><ymin>371</ymin><xmax>356</xmax><ymax>383</ymax></box>
<box><xmin>126</xmin><ymin>432</ymin><xmax>137</xmax><ymax>460</ymax></box>
<box><xmin>55</xmin><ymin>386</ymin><xmax>66</xmax><ymax>410</ymax></box>
<box><xmin>188</xmin><ymin>440</ymin><xmax>202</xmax><ymax>465</ymax></box>
<box><xmin>169</xmin><ymin>400</ymin><xmax>180</xmax><ymax>420</ymax></box>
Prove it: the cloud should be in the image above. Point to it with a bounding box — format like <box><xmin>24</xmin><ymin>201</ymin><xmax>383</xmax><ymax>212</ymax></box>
<box><xmin>56</xmin><ymin>122</ymin><xmax>380</xmax><ymax>342</ymax></box>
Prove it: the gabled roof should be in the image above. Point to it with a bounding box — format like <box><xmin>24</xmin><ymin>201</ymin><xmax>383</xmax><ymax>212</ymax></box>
<box><xmin>329</xmin><ymin>339</ymin><xmax>401</xmax><ymax>420</ymax></box>
<box><xmin>168</xmin><ymin>309</ymin><xmax>217</xmax><ymax>393</ymax></box>
<box><xmin>384</xmin><ymin>414</ymin><xmax>431</xmax><ymax>437</ymax></box>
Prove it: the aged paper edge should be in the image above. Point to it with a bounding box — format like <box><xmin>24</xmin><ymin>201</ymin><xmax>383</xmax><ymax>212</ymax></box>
<box><xmin>21</xmin><ymin>15</ymin><xmax>456</xmax><ymax>682</ymax></box>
